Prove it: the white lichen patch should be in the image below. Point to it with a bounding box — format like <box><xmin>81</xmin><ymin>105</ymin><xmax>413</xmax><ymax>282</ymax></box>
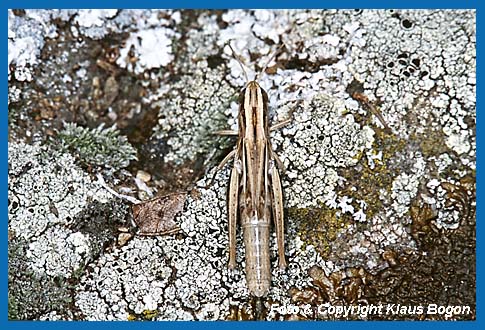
<box><xmin>151</xmin><ymin>61</ymin><xmax>237</xmax><ymax>164</ymax></box>
<box><xmin>76</xmin><ymin>238</ymin><xmax>173</xmax><ymax>320</ymax></box>
<box><xmin>9</xmin><ymin>142</ymin><xmax>114</xmax><ymax>278</ymax></box>
<box><xmin>273</xmin><ymin>95</ymin><xmax>374</xmax><ymax>209</ymax></box>
<box><xmin>422</xmin><ymin>178</ymin><xmax>472</xmax><ymax>231</ymax></box>
<box><xmin>390</xmin><ymin>152</ymin><xmax>426</xmax><ymax>217</ymax></box>
<box><xmin>8</xmin><ymin>10</ymin><xmax>58</xmax><ymax>81</ymax></box>
<box><xmin>72</xmin><ymin>10</ymin><xmax>179</xmax><ymax>40</ymax></box>
<box><xmin>220</xmin><ymin>10</ymin><xmax>289</xmax><ymax>47</ymax></box>
<box><xmin>8</xmin><ymin>10</ymin><xmax>180</xmax><ymax>81</ymax></box>
<box><xmin>391</xmin><ymin>173</ymin><xmax>420</xmax><ymax>217</ymax></box>
<box><xmin>27</xmin><ymin>227</ymin><xmax>91</xmax><ymax>277</ymax></box>
<box><xmin>117</xmin><ymin>27</ymin><xmax>178</xmax><ymax>74</ymax></box>
<box><xmin>445</xmin><ymin>131</ymin><xmax>471</xmax><ymax>155</ymax></box>
<box><xmin>349</xmin><ymin>9</ymin><xmax>475</xmax><ymax>168</ymax></box>
<box><xmin>73</xmin><ymin>9</ymin><xmax>118</xmax><ymax>28</ymax></box>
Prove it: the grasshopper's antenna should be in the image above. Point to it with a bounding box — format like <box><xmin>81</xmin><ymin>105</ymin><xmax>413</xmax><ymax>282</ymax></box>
<box><xmin>255</xmin><ymin>43</ymin><xmax>285</xmax><ymax>82</ymax></box>
<box><xmin>227</xmin><ymin>42</ymin><xmax>249</xmax><ymax>83</ymax></box>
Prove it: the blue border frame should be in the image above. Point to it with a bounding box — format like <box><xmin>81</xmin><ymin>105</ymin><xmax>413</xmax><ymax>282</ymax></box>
<box><xmin>3</xmin><ymin>0</ymin><xmax>480</xmax><ymax>328</ymax></box>
<box><xmin>0</xmin><ymin>1</ymin><xmax>478</xmax><ymax>9</ymax></box>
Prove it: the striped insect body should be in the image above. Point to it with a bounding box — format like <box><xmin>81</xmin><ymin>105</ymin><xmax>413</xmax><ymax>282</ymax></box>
<box><xmin>212</xmin><ymin>43</ymin><xmax>291</xmax><ymax>297</ymax></box>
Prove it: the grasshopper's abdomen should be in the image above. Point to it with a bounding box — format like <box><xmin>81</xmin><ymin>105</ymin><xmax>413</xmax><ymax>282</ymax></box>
<box><xmin>241</xmin><ymin>216</ymin><xmax>271</xmax><ymax>297</ymax></box>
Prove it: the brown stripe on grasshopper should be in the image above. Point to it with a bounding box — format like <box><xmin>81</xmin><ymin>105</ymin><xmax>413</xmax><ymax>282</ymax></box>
<box><xmin>211</xmin><ymin>43</ymin><xmax>291</xmax><ymax>297</ymax></box>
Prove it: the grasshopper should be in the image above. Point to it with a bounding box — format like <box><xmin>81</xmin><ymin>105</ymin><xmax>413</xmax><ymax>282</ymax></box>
<box><xmin>210</xmin><ymin>43</ymin><xmax>292</xmax><ymax>297</ymax></box>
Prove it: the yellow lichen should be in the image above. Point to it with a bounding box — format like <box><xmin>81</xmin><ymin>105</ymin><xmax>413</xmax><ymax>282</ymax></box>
<box><xmin>142</xmin><ymin>309</ymin><xmax>159</xmax><ymax>320</ymax></box>
<box><xmin>289</xmin><ymin>205</ymin><xmax>350</xmax><ymax>258</ymax></box>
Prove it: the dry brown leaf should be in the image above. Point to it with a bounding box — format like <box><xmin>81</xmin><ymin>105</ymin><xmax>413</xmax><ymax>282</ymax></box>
<box><xmin>132</xmin><ymin>192</ymin><xmax>187</xmax><ymax>236</ymax></box>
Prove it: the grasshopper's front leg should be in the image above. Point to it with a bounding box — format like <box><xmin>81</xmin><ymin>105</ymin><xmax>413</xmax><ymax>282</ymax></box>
<box><xmin>270</xmin><ymin>149</ymin><xmax>286</xmax><ymax>174</ymax></box>
<box><xmin>270</xmin><ymin>102</ymin><xmax>298</xmax><ymax>132</ymax></box>
<box><xmin>270</xmin><ymin>163</ymin><xmax>287</xmax><ymax>269</ymax></box>
<box><xmin>214</xmin><ymin>129</ymin><xmax>239</xmax><ymax>136</ymax></box>
<box><xmin>227</xmin><ymin>158</ymin><xmax>240</xmax><ymax>270</ymax></box>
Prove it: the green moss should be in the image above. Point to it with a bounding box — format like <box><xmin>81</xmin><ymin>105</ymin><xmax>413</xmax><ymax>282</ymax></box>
<box><xmin>412</xmin><ymin>128</ymin><xmax>449</xmax><ymax>158</ymax></box>
<box><xmin>8</xmin><ymin>106</ymin><xmax>19</xmax><ymax>128</ymax></box>
<box><xmin>8</xmin><ymin>294</ymin><xmax>20</xmax><ymax>320</ymax></box>
<box><xmin>410</xmin><ymin>128</ymin><xmax>475</xmax><ymax>180</ymax></box>
<box><xmin>339</xmin><ymin>128</ymin><xmax>406</xmax><ymax>219</ymax></box>
<box><xmin>289</xmin><ymin>205</ymin><xmax>350</xmax><ymax>258</ymax></box>
<box><xmin>58</xmin><ymin>123</ymin><xmax>137</xmax><ymax>171</ymax></box>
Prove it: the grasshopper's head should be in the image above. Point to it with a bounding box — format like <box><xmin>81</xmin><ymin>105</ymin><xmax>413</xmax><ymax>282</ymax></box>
<box><xmin>239</xmin><ymin>81</ymin><xmax>269</xmax><ymax>111</ymax></box>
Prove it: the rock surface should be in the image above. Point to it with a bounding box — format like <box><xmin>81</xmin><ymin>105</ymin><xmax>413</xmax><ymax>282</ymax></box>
<box><xmin>8</xmin><ymin>9</ymin><xmax>475</xmax><ymax>320</ymax></box>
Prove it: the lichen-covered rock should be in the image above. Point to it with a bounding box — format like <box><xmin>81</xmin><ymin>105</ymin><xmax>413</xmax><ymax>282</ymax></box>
<box><xmin>8</xmin><ymin>142</ymin><xmax>131</xmax><ymax>319</ymax></box>
<box><xmin>8</xmin><ymin>9</ymin><xmax>475</xmax><ymax>320</ymax></box>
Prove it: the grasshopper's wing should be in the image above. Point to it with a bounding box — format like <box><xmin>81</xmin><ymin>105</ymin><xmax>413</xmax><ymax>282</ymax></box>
<box><xmin>227</xmin><ymin>160</ymin><xmax>240</xmax><ymax>270</ymax></box>
<box><xmin>270</xmin><ymin>163</ymin><xmax>287</xmax><ymax>269</ymax></box>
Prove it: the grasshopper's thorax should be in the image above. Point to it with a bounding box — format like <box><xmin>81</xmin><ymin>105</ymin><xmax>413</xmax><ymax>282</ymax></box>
<box><xmin>239</xmin><ymin>81</ymin><xmax>269</xmax><ymax>138</ymax></box>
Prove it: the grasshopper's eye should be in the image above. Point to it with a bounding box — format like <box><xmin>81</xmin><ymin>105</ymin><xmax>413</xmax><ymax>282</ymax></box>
<box><xmin>238</xmin><ymin>88</ymin><xmax>246</xmax><ymax>104</ymax></box>
<box><xmin>261</xmin><ymin>88</ymin><xmax>269</xmax><ymax>104</ymax></box>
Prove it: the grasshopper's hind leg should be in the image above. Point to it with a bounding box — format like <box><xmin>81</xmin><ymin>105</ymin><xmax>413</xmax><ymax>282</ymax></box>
<box><xmin>270</xmin><ymin>165</ymin><xmax>287</xmax><ymax>269</ymax></box>
<box><xmin>227</xmin><ymin>162</ymin><xmax>240</xmax><ymax>269</ymax></box>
